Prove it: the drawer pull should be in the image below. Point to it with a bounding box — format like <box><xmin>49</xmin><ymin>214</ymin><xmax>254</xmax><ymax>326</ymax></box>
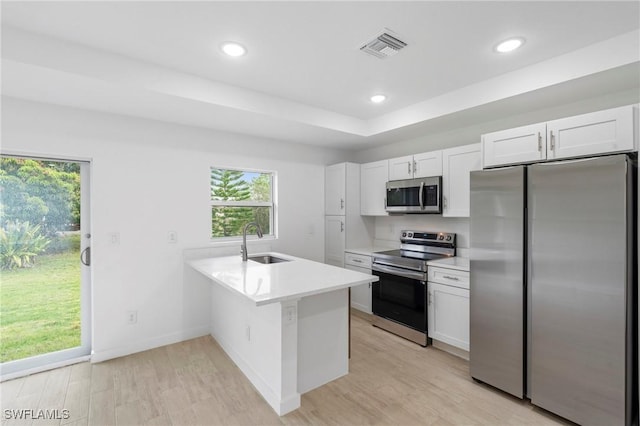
<box><xmin>442</xmin><ymin>275</ymin><xmax>460</xmax><ymax>281</ymax></box>
<box><xmin>353</xmin><ymin>259</ymin><xmax>362</xmax><ymax>263</ymax></box>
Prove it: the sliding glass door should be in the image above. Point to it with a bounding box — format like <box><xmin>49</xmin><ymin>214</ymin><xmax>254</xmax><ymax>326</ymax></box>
<box><xmin>0</xmin><ymin>156</ymin><xmax>91</xmax><ymax>378</ymax></box>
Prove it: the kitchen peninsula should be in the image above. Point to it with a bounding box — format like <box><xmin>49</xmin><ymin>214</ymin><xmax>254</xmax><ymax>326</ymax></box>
<box><xmin>187</xmin><ymin>252</ymin><xmax>378</xmax><ymax>415</ymax></box>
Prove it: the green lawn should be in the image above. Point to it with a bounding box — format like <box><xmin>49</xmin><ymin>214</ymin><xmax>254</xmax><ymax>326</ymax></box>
<box><xmin>0</xmin><ymin>248</ymin><xmax>81</xmax><ymax>363</ymax></box>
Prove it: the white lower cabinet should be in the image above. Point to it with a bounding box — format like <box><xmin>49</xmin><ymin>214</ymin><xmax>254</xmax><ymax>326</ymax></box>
<box><xmin>427</xmin><ymin>266</ymin><xmax>470</xmax><ymax>351</ymax></box>
<box><xmin>345</xmin><ymin>252</ymin><xmax>373</xmax><ymax>314</ymax></box>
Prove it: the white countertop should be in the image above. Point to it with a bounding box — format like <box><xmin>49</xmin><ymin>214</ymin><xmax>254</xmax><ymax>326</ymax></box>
<box><xmin>188</xmin><ymin>252</ymin><xmax>379</xmax><ymax>306</ymax></box>
<box><xmin>427</xmin><ymin>257</ymin><xmax>470</xmax><ymax>272</ymax></box>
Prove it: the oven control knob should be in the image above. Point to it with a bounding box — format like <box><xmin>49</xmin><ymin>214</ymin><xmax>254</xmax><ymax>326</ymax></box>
<box><xmin>402</xmin><ymin>232</ymin><xmax>406</xmax><ymax>237</ymax></box>
<box><xmin>408</xmin><ymin>232</ymin><xmax>413</xmax><ymax>238</ymax></box>
<box><xmin>446</xmin><ymin>235</ymin><xmax>452</xmax><ymax>241</ymax></box>
<box><xmin>439</xmin><ymin>235</ymin><xmax>444</xmax><ymax>240</ymax></box>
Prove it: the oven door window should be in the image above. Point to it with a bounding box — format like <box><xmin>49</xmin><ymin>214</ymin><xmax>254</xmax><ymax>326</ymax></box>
<box><xmin>372</xmin><ymin>270</ymin><xmax>426</xmax><ymax>332</ymax></box>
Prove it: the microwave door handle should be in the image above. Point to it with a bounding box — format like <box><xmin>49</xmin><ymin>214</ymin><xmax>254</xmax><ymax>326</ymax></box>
<box><xmin>419</xmin><ymin>181</ymin><xmax>424</xmax><ymax>210</ymax></box>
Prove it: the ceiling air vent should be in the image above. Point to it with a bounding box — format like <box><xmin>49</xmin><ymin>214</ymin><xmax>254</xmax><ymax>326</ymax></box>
<box><xmin>360</xmin><ymin>30</ymin><xmax>407</xmax><ymax>59</ymax></box>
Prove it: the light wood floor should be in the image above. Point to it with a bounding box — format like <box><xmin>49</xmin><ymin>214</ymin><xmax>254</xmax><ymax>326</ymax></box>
<box><xmin>1</xmin><ymin>313</ymin><xmax>571</xmax><ymax>426</ymax></box>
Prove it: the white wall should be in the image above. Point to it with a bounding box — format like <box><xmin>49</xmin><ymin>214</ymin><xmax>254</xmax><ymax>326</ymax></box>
<box><xmin>1</xmin><ymin>97</ymin><xmax>348</xmax><ymax>361</ymax></box>
<box><xmin>374</xmin><ymin>216</ymin><xmax>470</xmax><ymax>256</ymax></box>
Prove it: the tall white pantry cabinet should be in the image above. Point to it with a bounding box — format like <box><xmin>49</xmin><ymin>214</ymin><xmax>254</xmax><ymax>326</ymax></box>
<box><xmin>324</xmin><ymin>163</ymin><xmax>373</xmax><ymax>267</ymax></box>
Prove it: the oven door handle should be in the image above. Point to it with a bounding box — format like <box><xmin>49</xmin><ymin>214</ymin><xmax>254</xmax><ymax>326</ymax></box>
<box><xmin>419</xmin><ymin>181</ymin><xmax>425</xmax><ymax>210</ymax></box>
<box><xmin>372</xmin><ymin>264</ymin><xmax>427</xmax><ymax>282</ymax></box>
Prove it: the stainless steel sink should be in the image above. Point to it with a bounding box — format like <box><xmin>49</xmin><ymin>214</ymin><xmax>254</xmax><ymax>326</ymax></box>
<box><xmin>248</xmin><ymin>255</ymin><xmax>290</xmax><ymax>264</ymax></box>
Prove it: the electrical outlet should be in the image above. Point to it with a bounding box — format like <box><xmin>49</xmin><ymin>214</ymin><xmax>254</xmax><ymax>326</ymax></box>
<box><xmin>126</xmin><ymin>310</ymin><xmax>137</xmax><ymax>325</ymax></box>
<box><xmin>167</xmin><ymin>231</ymin><xmax>178</xmax><ymax>243</ymax></box>
<box><xmin>283</xmin><ymin>306</ymin><xmax>297</xmax><ymax>324</ymax></box>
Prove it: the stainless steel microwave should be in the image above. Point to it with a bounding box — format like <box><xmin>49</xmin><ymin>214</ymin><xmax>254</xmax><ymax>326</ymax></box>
<box><xmin>385</xmin><ymin>176</ymin><xmax>442</xmax><ymax>214</ymax></box>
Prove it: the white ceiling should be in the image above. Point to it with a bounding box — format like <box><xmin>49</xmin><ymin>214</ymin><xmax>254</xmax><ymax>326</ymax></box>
<box><xmin>2</xmin><ymin>1</ymin><xmax>639</xmax><ymax>149</ymax></box>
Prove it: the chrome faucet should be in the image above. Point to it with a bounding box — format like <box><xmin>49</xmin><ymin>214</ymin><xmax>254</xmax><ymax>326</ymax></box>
<box><xmin>241</xmin><ymin>222</ymin><xmax>264</xmax><ymax>261</ymax></box>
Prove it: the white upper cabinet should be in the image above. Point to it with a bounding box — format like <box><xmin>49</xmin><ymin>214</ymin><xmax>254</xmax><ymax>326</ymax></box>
<box><xmin>413</xmin><ymin>151</ymin><xmax>443</xmax><ymax>178</ymax></box>
<box><xmin>388</xmin><ymin>151</ymin><xmax>443</xmax><ymax>181</ymax></box>
<box><xmin>360</xmin><ymin>160</ymin><xmax>389</xmax><ymax>216</ymax></box>
<box><xmin>482</xmin><ymin>105</ymin><xmax>637</xmax><ymax>168</ymax></box>
<box><xmin>388</xmin><ymin>155</ymin><xmax>414</xmax><ymax>180</ymax></box>
<box><xmin>442</xmin><ymin>143</ymin><xmax>481</xmax><ymax>217</ymax></box>
<box><xmin>546</xmin><ymin>105</ymin><xmax>635</xmax><ymax>161</ymax></box>
<box><xmin>482</xmin><ymin>123</ymin><xmax>547</xmax><ymax>168</ymax></box>
<box><xmin>325</xmin><ymin>163</ymin><xmax>346</xmax><ymax>215</ymax></box>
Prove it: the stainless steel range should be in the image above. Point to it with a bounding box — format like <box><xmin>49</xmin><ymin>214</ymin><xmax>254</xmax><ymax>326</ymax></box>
<box><xmin>372</xmin><ymin>230</ymin><xmax>456</xmax><ymax>346</ymax></box>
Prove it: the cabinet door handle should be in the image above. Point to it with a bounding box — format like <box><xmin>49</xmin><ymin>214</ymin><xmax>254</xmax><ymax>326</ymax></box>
<box><xmin>428</xmin><ymin>291</ymin><xmax>433</xmax><ymax>306</ymax></box>
<box><xmin>407</xmin><ymin>161</ymin><xmax>412</xmax><ymax>175</ymax></box>
<box><xmin>340</xmin><ymin>198</ymin><xmax>344</xmax><ymax>210</ymax></box>
<box><xmin>549</xmin><ymin>130</ymin><xmax>556</xmax><ymax>152</ymax></box>
<box><xmin>443</xmin><ymin>275</ymin><xmax>459</xmax><ymax>281</ymax></box>
<box><xmin>537</xmin><ymin>132</ymin><xmax>542</xmax><ymax>152</ymax></box>
<box><xmin>413</xmin><ymin>160</ymin><xmax>417</xmax><ymax>174</ymax></box>
<box><xmin>443</xmin><ymin>196</ymin><xmax>447</xmax><ymax>208</ymax></box>
<box><xmin>340</xmin><ymin>221</ymin><xmax>344</xmax><ymax>232</ymax></box>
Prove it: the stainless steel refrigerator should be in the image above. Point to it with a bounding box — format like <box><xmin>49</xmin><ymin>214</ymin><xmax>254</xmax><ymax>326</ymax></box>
<box><xmin>469</xmin><ymin>154</ymin><xmax>637</xmax><ymax>426</ymax></box>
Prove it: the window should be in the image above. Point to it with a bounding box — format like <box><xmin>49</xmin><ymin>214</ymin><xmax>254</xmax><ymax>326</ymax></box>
<box><xmin>210</xmin><ymin>167</ymin><xmax>275</xmax><ymax>239</ymax></box>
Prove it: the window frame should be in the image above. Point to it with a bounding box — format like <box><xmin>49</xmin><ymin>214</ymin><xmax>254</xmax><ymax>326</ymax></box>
<box><xmin>209</xmin><ymin>166</ymin><xmax>277</xmax><ymax>241</ymax></box>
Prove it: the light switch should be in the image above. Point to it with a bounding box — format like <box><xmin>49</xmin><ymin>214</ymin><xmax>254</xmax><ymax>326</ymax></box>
<box><xmin>109</xmin><ymin>232</ymin><xmax>120</xmax><ymax>245</ymax></box>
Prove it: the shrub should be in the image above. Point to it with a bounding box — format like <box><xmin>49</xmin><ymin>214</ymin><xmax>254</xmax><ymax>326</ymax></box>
<box><xmin>0</xmin><ymin>221</ymin><xmax>51</xmax><ymax>270</ymax></box>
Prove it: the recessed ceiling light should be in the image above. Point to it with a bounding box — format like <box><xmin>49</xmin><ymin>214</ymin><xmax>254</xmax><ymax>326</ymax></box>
<box><xmin>221</xmin><ymin>42</ymin><xmax>247</xmax><ymax>57</ymax></box>
<box><xmin>370</xmin><ymin>94</ymin><xmax>387</xmax><ymax>103</ymax></box>
<box><xmin>494</xmin><ymin>37</ymin><xmax>525</xmax><ymax>53</ymax></box>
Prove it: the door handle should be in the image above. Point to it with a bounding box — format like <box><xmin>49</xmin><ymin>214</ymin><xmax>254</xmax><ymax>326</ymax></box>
<box><xmin>340</xmin><ymin>198</ymin><xmax>344</xmax><ymax>210</ymax></box>
<box><xmin>80</xmin><ymin>247</ymin><xmax>91</xmax><ymax>266</ymax></box>
<box><xmin>549</xmin><ymin>130</ymin><xmax>556</xmax><ymax>152</ymax></box>
<box><xmin>340</xmin><ymin>221</ymin><xmax>344</xmax><ymax>232</ymax></box>
<box><xmin>419</xmin><ymin>181</ymin><xmax>425</xmax><ymax>210</ymax></box>
<box><xmin>407</xmin><ymin>161</ymin><xmax>411</xmax><ymax>175</ymax></box>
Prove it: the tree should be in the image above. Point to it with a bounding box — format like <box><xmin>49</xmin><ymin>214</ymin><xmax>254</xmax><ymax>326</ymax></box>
<box><xmin>210</xmin><ymin>169</ymin><xmax>254</xmax><ymax>237</ymax></box>
<box><xmin>0</xmin><ymin>158</ymin><xmax>80</xmax><ymax>236</ymax></box>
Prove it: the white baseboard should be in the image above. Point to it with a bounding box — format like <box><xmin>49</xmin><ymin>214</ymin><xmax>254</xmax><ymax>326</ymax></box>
<box><xmin>91</xmin><ymin>325</ymin><xmax>211</xmax><ymax>363</ymax></box>
<box><xmin>432</xmin><ymin>339</ymin><xmax>470</xmax><ymax>361</ymax></box>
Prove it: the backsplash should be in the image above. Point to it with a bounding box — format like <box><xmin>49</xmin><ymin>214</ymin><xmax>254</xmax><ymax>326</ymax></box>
<box><xmin>374</xmin><ymin>215</ymin><xmax>470</xmax><ymax>257</ymax></box>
